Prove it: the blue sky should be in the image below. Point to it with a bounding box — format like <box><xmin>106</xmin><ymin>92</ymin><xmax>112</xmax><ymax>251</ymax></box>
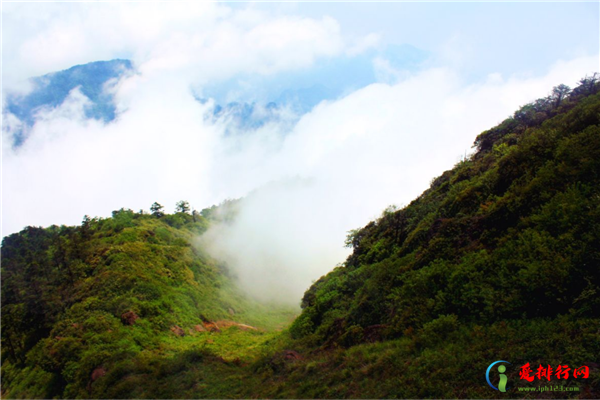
<box><xmin>2</xmin><ymin>1</ymin><xmax>599</xmax><ymax>300</ymax></box>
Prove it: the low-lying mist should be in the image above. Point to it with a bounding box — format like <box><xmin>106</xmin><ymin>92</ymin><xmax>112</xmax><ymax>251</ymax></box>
<box><xmin>199</xmin><ymin>178</ymin><xmax>351</xmax><ymax>305</ymax></box>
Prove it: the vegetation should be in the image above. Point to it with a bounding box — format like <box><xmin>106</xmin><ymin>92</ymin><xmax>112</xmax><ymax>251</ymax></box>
<box><xmin>1</xmin><ymin>206</ymin><xmax>296</xmax><ymax>398</ymax></box>
<box><xmin>2</xmin><ymin>75</ymin><xmax>600</xmax><ymax>398</ymax></box>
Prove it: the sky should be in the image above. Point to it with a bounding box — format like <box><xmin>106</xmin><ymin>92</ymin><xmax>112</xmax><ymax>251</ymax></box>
<box><xmin>2</xmin><ymin>1</ymin><xmax>599</xmax><ymax>303</ymax></box>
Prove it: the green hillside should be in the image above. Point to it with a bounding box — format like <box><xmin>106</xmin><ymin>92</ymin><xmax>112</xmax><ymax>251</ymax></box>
<box><xmin>2</xmin><ymin>76</ymin><xmax>600</xmax><ymax>399</ymax></box>
<box><xmin>1</xmin><ymin>208</ymin><xmax>296</xmax><ymax>398</ymax></box>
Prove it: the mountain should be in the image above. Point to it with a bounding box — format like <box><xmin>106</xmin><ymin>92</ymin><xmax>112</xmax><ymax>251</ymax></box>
<box><xmin>2</xmin><ymin>76</ymin><xmax>600</xmax><ymax>399</ymax></box>
<box><xmin>5</xmin><ymin>60</ymin><xmax>133</xmax><ymax>146</ymax></box>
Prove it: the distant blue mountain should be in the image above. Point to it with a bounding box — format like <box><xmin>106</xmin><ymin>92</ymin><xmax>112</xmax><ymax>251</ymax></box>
<box><xmin>5</xmin><ymin>59</ymin><xmax>133</xmax><ymax>146</ymax></box>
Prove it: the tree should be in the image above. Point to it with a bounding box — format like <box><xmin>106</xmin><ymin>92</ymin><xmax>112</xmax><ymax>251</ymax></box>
<box><xmin>150</xmin><ymin>202</ymin><xmax>164</xmax><ymax>218</ymax></box>
<box><xmin>175</xmin><ymin>200</ymin><xmax>190</xmax><ymax>214</ymax></box>
<box><xmin>572</xmin><ymin>73</ymin><xmax>599</xmax><ymax>97</ymax></box>
<box><xmin>80</xmin><ymin>215</ymin><xmax>92</xmax><ymax>239</ymax></box>
<box><xmin>551</xmin><ymin>84</ymin><xmax>571</xmax><ymax>108</ymax></box>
